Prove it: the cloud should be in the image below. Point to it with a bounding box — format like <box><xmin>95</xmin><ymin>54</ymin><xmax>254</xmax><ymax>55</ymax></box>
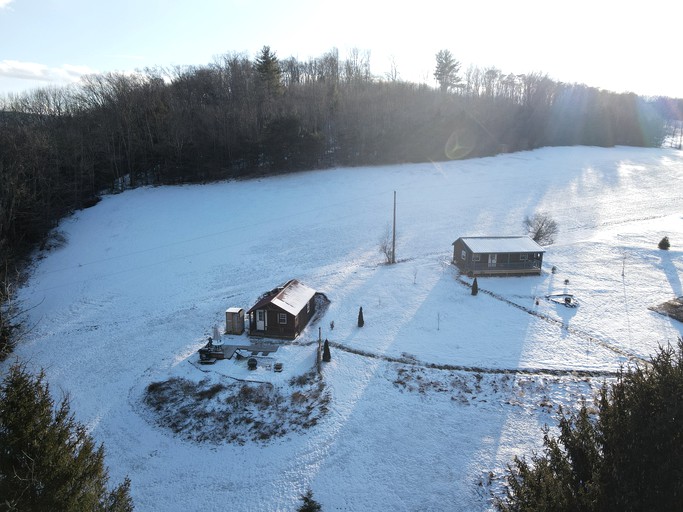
<box><xmin>0</xmin><ymin>60</ymin><xmax>96</xmax><ymax>84</ymax></box>
<box><xmin>0</xmin><ymin>0</ymin><xmax>14</xmax><ymax>8</ymax></box>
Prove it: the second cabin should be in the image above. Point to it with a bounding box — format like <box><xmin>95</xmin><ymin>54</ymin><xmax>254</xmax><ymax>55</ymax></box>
<box><xmin>453</xmin><ymin>236</ymin><xmax>545</xmax><ymax>276</ymax></box>
<box><xmin>247</xmin><ymin>279</ymin><xmax>317</xmax><ymax>340</ymax></box>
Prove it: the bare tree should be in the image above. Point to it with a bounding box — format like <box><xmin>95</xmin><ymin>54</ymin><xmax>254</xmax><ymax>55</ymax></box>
<box><xmin>524</xmin><ymin>212</ymin><xmax>559</xmax><ymax>245</ymax></box>
<box><xmin>385</xmin><ymin>56</ymin><xmax>400</xmax><ymax>82</ymax></box>
<box><xmin>378</xmin><ymin>223</ymin><xmax>394</xmax><ymax>263</ymax></box>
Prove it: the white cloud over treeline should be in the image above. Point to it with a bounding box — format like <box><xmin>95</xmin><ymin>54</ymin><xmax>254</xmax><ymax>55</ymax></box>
<box><xmin>0</xmin><ymin>60</ymin><xmax>94</xmax><ymax>83</ymax></box>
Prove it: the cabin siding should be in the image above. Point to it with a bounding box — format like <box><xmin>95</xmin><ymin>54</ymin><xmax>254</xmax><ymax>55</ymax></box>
<box><xmin>247</xmin><ymin>281</ymin><xmax>317</xmax><ymax>339</ymax></box>
<box><xmin>452</xmin><ymin>237</ymin><xmax>544</xmax><ymax>276</ymax></box>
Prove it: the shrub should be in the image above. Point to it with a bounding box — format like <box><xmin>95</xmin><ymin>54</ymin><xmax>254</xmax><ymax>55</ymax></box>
<box><xmin>659</xmin><ymin>236</ymin><xmax>670</xmax><ymax>250</ymax></box>
<box><xmin>471</xmin><ymin>277</ymin><xmax>479</xmax><ymax>296</ymax></box>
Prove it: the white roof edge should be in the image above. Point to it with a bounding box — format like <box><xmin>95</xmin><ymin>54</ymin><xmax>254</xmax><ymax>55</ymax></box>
<box><xmin>271</xmin><ymin>280</ymin><xmax>317</xmax><ymax>316</ymax></box>
<box><xmin>455</xmin><ymin>236</ymin><xmax>545</xmax><ymax>253</ymax></box>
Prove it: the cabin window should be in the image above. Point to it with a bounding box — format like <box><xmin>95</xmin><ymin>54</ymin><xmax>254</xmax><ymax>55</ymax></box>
<box><xmin>520</xmin><ymin>254</ymin><xmax>528</xmax><ymax>261</ymax></box>
<box><xmin>278</xmin><ymin>313</ymin><xmax>287</xmax><ymax>324</ymax></box>
<box><xmin>461</xmin><ymin>250</ymin><xmax>467</xmax><ymax>260</ymax></box>
<box><xmin>472</xmin><ymin>254</ymin><xmax>480</xmax><ymax>262</ymax></box>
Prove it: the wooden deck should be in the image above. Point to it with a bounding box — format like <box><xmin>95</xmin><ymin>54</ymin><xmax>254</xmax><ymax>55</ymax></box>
<box><xmin>198</xmin><ymin>342</ymin><xmax>280</xmax><ymax>364</ymax></box>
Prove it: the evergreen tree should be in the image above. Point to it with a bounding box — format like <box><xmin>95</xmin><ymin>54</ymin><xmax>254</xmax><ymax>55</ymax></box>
<box><xmin>659</xmin><ymin>236</ymin><xmax>670</xmax><ymax>250</ymax></box>
<box><xmin>496</xmin><ymin>340</ymin><xmax>683</xmax><ymax>511</ymax></box>
<box><xmin>357</xmin><ymin>306</ymin><xmax>364</xmax><ymax>327</ymax></box>
<box><xmin>434</xmin><ymin>50</ymin><xmax>462</xmax><ymax>92</ymax></box>
<box><xmin>298</xmin><ymin>489</ymin><xmax>322</xmax><ymax>512</ymax></box>
<box><xmin>255</xmin><ymin>45</ymin><xmax>283</xmax><ymax>97</ymax></box>
<box><xmin>471</xmin><ymin>277</ymin><xmax>479</xmax><ymax>296</ymax></box>
<box><xmin>0</xmin><ymin>364</ymin><xmax>134</xmax><ymax>512</ymax></box>
<box><xmin>322</xmin><ymin>339</ymin><xmax>331</xmax><ymax>362</ymax></box>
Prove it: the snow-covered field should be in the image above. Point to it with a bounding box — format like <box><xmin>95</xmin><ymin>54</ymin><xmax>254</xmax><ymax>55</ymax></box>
<box><xmin>7</xmin><ymin>146</ymin><xmax>683</xmax><ymax>511</ymax></box>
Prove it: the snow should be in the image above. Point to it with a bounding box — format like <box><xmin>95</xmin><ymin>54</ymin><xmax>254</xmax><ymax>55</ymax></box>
<box><xmin>6</xmin><ymin>145</ymin><xmax>683</xmax><ymax>511</ymax></box>
<box><xmin>269</xmin><ymin>279</ymin><xmax>317</xmax><ymax>316</ymax></box>
<box><xmin>460</xmin><ymin>236</ymin><xmax>545</xmax><ymax>254</ymax></box>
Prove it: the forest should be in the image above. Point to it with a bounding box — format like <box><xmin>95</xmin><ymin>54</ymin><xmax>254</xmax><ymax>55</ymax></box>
<box><xmin>1</xmin><ymin>46</ymin><xmax>682</xmax><ymax>358</ymax></box>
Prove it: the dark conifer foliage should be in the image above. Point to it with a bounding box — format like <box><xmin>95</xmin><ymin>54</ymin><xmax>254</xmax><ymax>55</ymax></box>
<box><xmin>471</xmin><ymin>277</ymin><xmax>479</xmax><ymax>296</ymax></box>
<box><xmin>255</xmin><ymin>45</ymin><xmax>283</xmax><ymax>95</ymax></box>
<box><xmin>0</xmin><ymin>364</ymin><xmax>134</xmax><ymax>511</ymax></box>
<box><xmin>434</xmin><ymin>50</ymin><xmax>462</xmax><ymax>92</ymax></box>
<box><xmin>496</xmin><ymin>340</ymin><xmax>683</xmax><ymax>511</ymax></box>
<box><xmin>298</xmin><ymin>489</ymin><xmax>322</xmax><ymax>512</ymax></box>
<box><xmin>322</xmin><ymin>339</ymin><xmax>331</xmax><ymax>362</ymax></box>
<box><xmin>658</xmin><ymin>236</ymin><xmax>670</xmax><ymax>250</ymax></box>
<box><xmin>358</xmin><ymin>307</ymin><xmax>364</xmax><ymax>327</ymax></box>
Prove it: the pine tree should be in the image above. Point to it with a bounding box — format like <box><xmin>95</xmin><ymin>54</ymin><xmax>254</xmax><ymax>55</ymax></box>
<box><xmin>298</xmin><ymin>489</ymin><xmax>322</xmax><ymax>512</ymax></box>
<box><xmin>322</xmin><ymin>339</ymin><xmax>331</xmax><ymax>362</ymax></box>
<box><xmin>471</xmin><ymin>277</ymin><xmax>479</xmax><ymax>296</ymax></box>
<box><xmin>0</xmin><ymin>364</ymin><xmax>134</xmax><ymax>511</ymax></box>
<box><xmin>357</xmin><ymin>306</ymin><xmax>364</xmax><ymax>327</ymax></box>
<box><xmin>496</xmin><ymin>339</ymin><xmax>683</xmax><ymax>511</ymax></box>
<box><xmin>659</xmin><ymin>236</ymin><xmax>670</xmax><ymax>250</ymax></box>
<box><xmin>433</xmin><ymin>50</ymin><xmax>462</xmax><ymax>92</ymax></box>
<box><xmin>255</xmin><ymin>45</ymin><xmax>283</xmax><ymax>97</ymax></box>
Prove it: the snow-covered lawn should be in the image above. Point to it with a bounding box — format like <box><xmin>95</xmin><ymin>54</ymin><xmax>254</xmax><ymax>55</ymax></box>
<box><xmin>7</xmin><ymin>146</ymin><xmax>683</xmax><ymax>511</ymax></box>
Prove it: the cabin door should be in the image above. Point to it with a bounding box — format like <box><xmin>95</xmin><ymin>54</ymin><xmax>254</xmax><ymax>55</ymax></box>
<box><xmin>488</xmin><ymin>254</ymin><xmax>497</xmax><ymax>268</ymax></box>
<box><xmin>256</xmin><ymin>310</ymin><xmax>266</xmax><ymax>330</ymax></box>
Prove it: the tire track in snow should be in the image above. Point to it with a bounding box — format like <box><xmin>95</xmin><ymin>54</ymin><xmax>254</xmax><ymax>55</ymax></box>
<box><xmin>290</xmin><ymin>339</ymin><xmax>619</xmax><ymax>378</ymax></box>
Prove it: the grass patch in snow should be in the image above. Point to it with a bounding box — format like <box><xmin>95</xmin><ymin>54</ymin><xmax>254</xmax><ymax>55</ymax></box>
<box><xmin>390</xmin><ymin>365</ymin><xmax>604</xmax><ymax>413</ymax></box>
<box><xmin>144</xmin><ymin>370</ymin><xmax>330</xmax><ymax>444</ymax></box>
<box><xmin>649</xmin><ymin>296</ymin><xmax>683</xmax><ymax>323</ymax></box>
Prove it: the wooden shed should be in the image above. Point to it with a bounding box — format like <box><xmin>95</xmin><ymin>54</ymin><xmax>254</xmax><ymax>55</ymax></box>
<box><xmin>246</xmin><ymin>279</ymin><xmax>317</xmax><ymax>340</ymax></box>
<box><xmin>453</xmin><ymin>236</ymin><xmax>544</xmax><ymax>276</ymax></box>
<box><xmin>225</xmin><ymin>307</ymin><xmax>245</xmax><ymax>335</ymax></box>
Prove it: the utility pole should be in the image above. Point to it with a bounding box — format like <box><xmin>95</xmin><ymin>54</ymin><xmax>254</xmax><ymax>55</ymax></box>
<box><xmin>392</xmin><ymin>191</ymin><xmax>396</xmax><ymax>264</ymax></box>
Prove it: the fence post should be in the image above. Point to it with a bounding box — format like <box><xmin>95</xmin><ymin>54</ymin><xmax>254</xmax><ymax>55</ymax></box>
<box><xmin>317</xmin><ymin>327</ymin><xmax>322</xmax><ymax>374</ymax></box>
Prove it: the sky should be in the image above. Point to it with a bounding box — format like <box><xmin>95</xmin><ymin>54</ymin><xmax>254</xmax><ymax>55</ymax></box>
<box><xmin>1</xmin><ymin>0</ymin><xmax>682</xmax><ymax>98</ymax></box>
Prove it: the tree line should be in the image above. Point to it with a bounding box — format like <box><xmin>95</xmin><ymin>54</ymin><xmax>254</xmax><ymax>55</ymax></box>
<box><xmin>1</xmin><ymin>46</ymin><xmax>682</xmax><ymax>358</ymax></box>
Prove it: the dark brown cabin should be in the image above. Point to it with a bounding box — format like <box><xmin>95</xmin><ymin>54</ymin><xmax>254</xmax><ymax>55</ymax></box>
<box><xmin>247</xmin><ymin>279</ymin><xmax>317</xmax><ymax>339</ymax></box>
<box><xmin>452</xmin><ymin>236</ymin><xmax>545</xmax><ymax>276</ymax></box>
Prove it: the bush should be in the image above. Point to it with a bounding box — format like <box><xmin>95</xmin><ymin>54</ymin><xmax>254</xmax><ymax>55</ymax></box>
<box><xmin>496</xmin><ymin>340</ymin><xmax>683</xmax><ymax>511</ymax></box>
<box><xmin>471</xmin><ymin>277</ymin><xmax>479</xmax><ymax>296</ymax></box>
<box><xmin>379</xmin><ymin>224</ymin><xmax>395</xmax><ymax>264</ymax></box>
<box><xmin>659</xmin><ymin>236</ymin><xmax>670</xmax><ymax>250</ymax></box>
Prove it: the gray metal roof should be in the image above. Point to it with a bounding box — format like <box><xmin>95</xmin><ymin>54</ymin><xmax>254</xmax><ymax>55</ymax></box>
<box><xmin>455</xmin><ymin>236</ymin><xmax>545</xmax><ymax>253</ymax></box>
